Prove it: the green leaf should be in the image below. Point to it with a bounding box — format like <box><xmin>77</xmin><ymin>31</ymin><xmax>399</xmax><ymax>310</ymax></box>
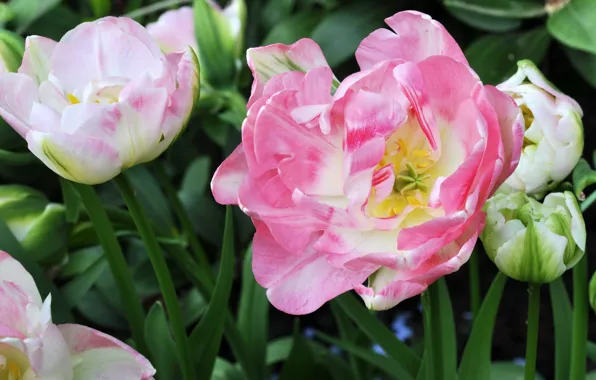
<box><xmin>491</xmin><ymin>361</ymin><xmax>544</xmax><ymax>380</ymax></box>
<box><xmin>237</xmin><ymin>246</ymin><xmax>268</xmax><ymax>379</ymax></box>
<box><xmin>266</xmin><ymin>336</ymin><xmax>295</xmax><ymax>365</ymax></box>
<box><xmin>190</xmin><ymin>207</ymin><xmax>235</xmax><ymax>380</ymax></box>
<box><xmin>547</xmin><ymin>0</ymin><xmax>596</xmax><ymax>55</ymax></box>
<box><xmin>315</xmin><ymin>331</ymin><xmax>402</xmax><ymax>380</ymax></box>
<box><xmin>459</xmin><ymin>273</ymin><xmax>508</xmax><ymax>380</ymax></box>
<box><xmin>61</xmin><ymin>256</ymin><xmax>107</xmax><ymax>307</ymax></box>
<box><xmin>212</xmin><ymin>358</ymin><xmax>245</xmax><ymax>380</ymax></box>
<box><xmin>59</xmin><ymin>178</ymin><xmax>81</xmax><ymax>223</ymax></box>
<box><xmin>565</xmin><ymin>48</ymin><xmax>596</xmax><ymax>88</ymax></box>
<box><xmin>180</xmin><ymin>288</ymin><xmax>207</xmax><ymax>327</ymax></box>
<box><xmin>465</xmin><ymin>28</ymin><xmax>551</xmax><ymax>84</ymax></box>
<box><xmin>8</xmin><ymin>0</ymin><xmax>61</xmax><ymax>34</ymax></box>
<box><xmin>444</xmin><ymin>0</ymin><xmax>546</xmax><ymax>18</ymax></box>
<box><xmin>145</xmin><ymin>302</ymin><xmax>181</xmax><ymax>380</ymax></box>
<box><xmin>179</xmin><ymin>156</ymin><xmax>211</xmax><ymax>200</ymax></box>
<box><xmin>90</xmin><ymin>0</ymin><xmax>110</xmax><ymax>18</ymax></box>
<box><xmin>587</xmin><ymin>341</ymin><xmax>596</xmax><ymax>362</ymax></box>
<box><xmin>76</xmin><ymin>288</ymin><xmax>127</xmax><ymax>330</ymax></box>
<box><xmin>587</xmin><ymin>371</ymin><xmax>596</xmax><ymax>380</ymax></box>
<box><xmin>261</xmin><ymin>0</ymin><xmax>295</xmax><ymax>31</ymax></box>
<box><xmin>420</xmin><ymin>278</ymin><xmax>457</xmax><ymax>380</ymax></box>
<box><xmin>447</xmin><ymin>8</ymin><xmax>521</xmax><ymax>33</ymax></box>
<box><xmin>20</xmin><ymin>4</ymin><xmax>80</xmax><ymax>40</ymax></box>
<box><xmin>333</xmin><ymin>293</ymin><xmax>420</xmax><ymax>379</ymax></box>
<box><xmin>279</xmin><ymin>326</ymin><xmax>317</xmax><ymax>380</ymax></box>
<box><xmin>311</xmin><ymin>1</ymin><xmax>393</xmax><ymax>67</ymax></box>
<box><xmin>193</xmin><ymin>0</ymin><xmax>244</xmax><ymax>88</ymax></box>
<box><xmin>572</xmin><ymin>158</ymin><xmax>596</xmax><ymax>200</ymax></box>
<box><xmin>263</xmin><ymin>10</ymin><xmax>325</xmax><ymax>45</ymax></box>
<box><xmin>549</xmin><ymin>278</ymin><xmax>573</xmax><ymax>380</ymax></box>
<box><xmin>330</xmin><ymin>302</ymin><xmax>364</xmax><ymax>380</ymax></box>
<box><xmin>0</xmin><ymin>216</ymin><xmax>73</xmax><ymax>323</ymax></box>
<box><xmin>125</xmin><ymin>166</ymin><xmax>173</xmax><ymax>234</ymax></box>
<box><xmin>59</xmin><ymin>246</ymin><xmax>103</xmax><ymax>278</ymax></box>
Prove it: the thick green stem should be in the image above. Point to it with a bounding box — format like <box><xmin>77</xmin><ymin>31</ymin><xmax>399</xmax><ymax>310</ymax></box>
<box><xmin>153</xmin><ymin>162</ymin><xmax>213</xmax><ymax>284</ymax></box>
<box><xmin>468</xmin><ymin>250</ymin><xmax>481</xmax><ymax>319</ymax></box>
<box><xmin>73</xmin><ymin>183</ymin><xmax>149</xmax><ymax>357</ymax></box>
<box><xmin>114</xmin><ymin>175</ymin><xmax>195</xmax><ymax>380</ymax></box>
<box><xmin>570</xmin><ymin>254</ymin><xmax>588</xmax><ymax>380</ymax></box>
<box><xmin>524</xmin><ymin>283</ymin><xmax>541</xmax><ymax>380</ymax></box>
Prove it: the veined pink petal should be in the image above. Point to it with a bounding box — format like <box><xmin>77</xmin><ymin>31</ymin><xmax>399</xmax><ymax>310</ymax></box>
<box><xmin>146</xmin><ymin>6</ymin><xmax>197</xmax><ymax>54</ymax></box>
<box><xmin>211</xmin><ymin>144</ymin><xmax>248</xmax><ymax>205</ymax></box>
<box><xmin>0</xmin><ymin>251</ymin><xmax>42</xmax><ymax>307</ymax></box>
<box><xmin>51</xmin><ymin>17</ymin><xmax>166</xmax><ymax>93</ymax></box>
<box><xmin>247</xmin><ymin>38</ymin><xmax>332</xmax><ymax>107</ymax></box>
<box><xmin>0</xmin><ymin>73</ymin><xmax>38</xmax><ymax>137</ymax></box>
<box><xmin>252</xmin><ymin>223</ymin><xmax>376</xmax><ymax>314</ymax></box>
<box><xmin>26</xmin><ymin>131</ymin><xmax>122</xmax><ymax>185</ymax></box>
<box><xmin>356</xmin><ymin>11</ymin><xmax>467</xmax><ymax>70</ymax></box>
<box><xmin>19</xmin><ymin>36</ymin><xmax>57</xmax><ymax>84</ymax></box>
<box><xmin>58</xmin><ymin>324</ymin><xmax>155</xmax><ymax>379</ymax></box>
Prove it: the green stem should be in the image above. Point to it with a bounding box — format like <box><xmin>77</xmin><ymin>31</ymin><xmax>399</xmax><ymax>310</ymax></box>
<box><xmin>73</xmin><ymin>183</ymin><xmax>149</xmax><ymax>357</ymax></box>
<box><xmin>570</xmin><ymin>254</ymin><xmax>588</xmax><ymax>380</ymax></box>
<box><xmin>469</xmin><ymin>250</ymin><xmax>481</xmax><ymax>319</ymax></box>
<box><xmin>152</xmin><ymin>162</ymin><xmax>213</xmax><ymax>284</ymax></box>
<box><xmin>113</xmin><ymin>175</ymin><xmax>195</xmax><ymax>380</ymax></box>
<box><xmin>524</xmin><ymin>283</ymin><xmax>541</xmax><ymax>380</ymax></box>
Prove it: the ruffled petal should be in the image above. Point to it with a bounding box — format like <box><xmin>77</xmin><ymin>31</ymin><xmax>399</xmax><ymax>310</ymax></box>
<box><xmin>211</xmin><ymin>144</ymin><xmax>248</xmax><ymax>205</ymax></box>
<box><xmin>0</xmin><ymin>73</ymin><xmax>38</xmax><ymax>137</ymax></box>
<box><xmin>19</xmin><ymin>36</ymin><xmax>57</xmax><ymax>84</ymax></box>
<box><xmin>0</xmin><ymin>251</ymin><xmax>42</xmax><ymax>307</ymax></box>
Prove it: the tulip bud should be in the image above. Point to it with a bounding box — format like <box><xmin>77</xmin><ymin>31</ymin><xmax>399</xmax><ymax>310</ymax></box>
<box><xmin>590</xmin><ymin>270</ymin><xmax>596</xmax><ymax>315</ymax></box>
<box><xmin>497</xmin><ymin>60</ymin><xmax>583</xmax><ymax>198</ymax></box>
<box><xmin>0</xmin><ymin>185</ymin><xmax>67</xmax><ymax>263</ymax></box>
<box><xmin>480</xmin><ymin>191</ymin><xmax>586</xmax><ymax>283</ymax></box>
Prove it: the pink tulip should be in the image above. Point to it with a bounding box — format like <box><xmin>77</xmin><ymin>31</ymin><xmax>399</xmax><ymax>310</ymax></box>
<box><xmin>212</xmin><ymin>11</ymin><xmax>524</xmax><ymax>314</ymax></box>
<box><xmin>0</xmin><ymin>17</ymin><xmax>199</xmax><ymax>185</ymax></box>
<box><xmin>0</xmin><ymin>251</ymin><xmax>155</xmax><ymax>379</ymax></box>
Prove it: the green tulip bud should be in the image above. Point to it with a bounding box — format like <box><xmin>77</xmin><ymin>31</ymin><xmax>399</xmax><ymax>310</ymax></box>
<box><xmin>0</xmin><ymin>185</ymin><xmax>68</xmax><ymax>264</ymax></box>
<box><xmin>480</xmin><ymin>191</ymin><xmax>585</xmax><ymax>283</ymax></box>
<box><xmin>590</xmin><ymin>271</ymin><xmax>596</xmax><ymax>315</ymax></box>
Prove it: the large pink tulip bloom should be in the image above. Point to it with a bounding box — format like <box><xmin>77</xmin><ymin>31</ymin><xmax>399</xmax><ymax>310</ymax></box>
<box><xmin>0</xmin><ymin>17</ymin><xmax>199</xmax><ymax>185</ymax></box>
<box><xmin>0</xmin><ymin>251</ymin><xmax>155</xmax><ymax>379</ymax></box>
<box><xmin>212</xmin><ymin>11</ymin><xmax>524</xmax><ymax>313</ymax></box>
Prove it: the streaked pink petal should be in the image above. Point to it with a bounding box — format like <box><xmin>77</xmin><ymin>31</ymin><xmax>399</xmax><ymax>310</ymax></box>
<box><xmin>146</xmin><ymin>7</ymin><xmax>197</xmax><ymax>54</ymax></box>
<box><xmin>356</xmin><ymin>11</ymin><xmax>467</xmax><ymax>70</ymax></box>
<box><xmin>0</xmin><ymin>251</ymin><xmax>42</xmax><ymax>306</ymax></box>
<box><xmin>26</xmin><ymin>131</ymin><xmax>122</xmax><ymax>184</ymax></box>
<box><xmin>19</xmin><ymin>36</ymin><xmax>57</xmax><ymax>84</ymax></box>
<box><xmin>247</xmin><ymin>38</ymin><xmax>332</xmax><ymax>107</ymax></box>
<box><xmin>212</xmin><ymin>144</ymin><xmax>248</xmax><ymax>205</ymax></box>
<box><xmin>58</xmin><ymin>324</ymin><xmax>155</xmax><ymax>379</ymax></box>
<box><xmin>0</xmin><ymin>73</ymin><xmax>38</xmax><ymax>137</ymax></box>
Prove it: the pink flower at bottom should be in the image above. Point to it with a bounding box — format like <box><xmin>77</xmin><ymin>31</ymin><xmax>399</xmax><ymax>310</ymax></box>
<box><xmin>212</xmin><ymin>11</ymin><xmax>523</xmax><ymax>314</ymax></box>
<box><xmin>0</xmin><ymin>251</ymin><xmax>155</xmax><ymax>379</ymax></box>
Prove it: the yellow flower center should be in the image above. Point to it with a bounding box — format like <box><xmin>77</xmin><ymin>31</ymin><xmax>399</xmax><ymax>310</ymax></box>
<box><xmin>520</xmin><ymin>104</ymin><xmax>535</xmax><ymax>148</ymax></box>
<box><xmin>368</xmin><ymin>124</ymin><xmax>437</xmax><ymax>219</ymax></box>
<box><xmin>67</xmin><ymin>93</ymin><xmax>80</xmax><ymax>105</ymax></box>
<box><xmin>0</xmin><ymin>345</ymin><xmax>31</xmax><ymax>380</ymax></box>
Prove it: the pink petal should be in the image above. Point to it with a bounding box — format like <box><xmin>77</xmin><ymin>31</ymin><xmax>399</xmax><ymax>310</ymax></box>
<box><xmin>356</xmin><ymin>11</ymin><xmax>467</xmax><ymax>70</ymax></box>
<box><xmin>26</xmin><ymin>131</ymin><xmax>122</xmax><ymax>185</ymax></box>
<box><xmin>51</xmin><ymin>17</ymin><xmax>166</xmax><ymax>93</ymax></box>
<box><xmin>247</xmin><ymin>38</ymin><xmax>332</xmax><ymax>107</ymax></box>
<box><xmin>211</xmin><ymin>144</ymin><xmax>248</xmax><ymax>205</ymax></box>
<box><xmin>146</xmin><ymin>7</ymin><xmax>197</xmax><ymax>54</ymax></box>
<box><xmin>28</xmin><ymin>324</ymin><xmax>73</xmax><ymax>379</ymax></box>
<box><xmin>19</xmin><ymin>36</ymin><xmax>57</xmax><ymax>84</ymax></box>
<box><xmin>0</xmin><ymin>251</ymin><xmax>42</xmax><ymax>307</ymax></box>
<box><xmin>0</xmin><ymin>73</ymin><xmax>38</xmax><ymax>137</ymax></box>
<box><xmin>252</xmin><ymin>223</ymin><xmax>375</xmax><ymax>314</ymax></box>
<box><xmin>58</xmin><ymin>324</ymin><xmax>155</xmax><ymax>379</ymax></box>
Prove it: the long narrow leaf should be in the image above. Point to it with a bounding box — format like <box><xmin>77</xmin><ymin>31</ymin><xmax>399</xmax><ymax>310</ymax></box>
<box><xmin>334</xmin><ymin>293</ymin><xmax>420</xmax><ymax>378</ymax></box>
<box><xmin>190</xmin><ymin>207</ymin><xmax>235</xmax><ymax>379</ymax></box>
<box><xmin>316</xmin><ymin>331</ymin><xmax>403</xmax><ymax>380</ymax></box>
<box><xmin>145</xmin><ymin>302</ymin><xmax>181</xmax><ymax>379</ymax></box>
<box><xmin>549</xmin><ymin>278</ymin><xmax>573</xmax><ymax>380</ymax></box>
<box><xmin>421</xmin><ymin>278</ymin><xmax>457</xmax><ymax>380</ymax></box>
<box><xmin>279</xmin><ymin>325</ymin><xmax>316</xmax><ymax>380</ymax></box>
<box><xmin>587</xmin><ymin>341</ymin><xmax>596</xmax><ymax>362</ymax></box>
<box><xmin>459</xmin><ymin>273</ymin><xmax>508</xmax><ymax>379</ymax></box>
<box><xmin>330</xmin><ymin>301</ymin><xmax>364</xmax><ymax>380</ymax></box>
<box><xmin>237</xmin><ymin>246</ymin><xmax>268</xmax><ymax>379</ymax></box>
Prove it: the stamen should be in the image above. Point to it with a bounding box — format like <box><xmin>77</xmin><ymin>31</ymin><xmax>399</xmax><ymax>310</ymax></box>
<box><xmin>67</xmin><ymin>94</ymin><xmax>80</xmax><ymax>105</ymax></box>
<box><xmin>397</xmin><ymin>138</ymin><xmax>408</xmax><ymax>156</ymax></box>
<box><xmin>406</xmin><ymin>196</ymin><xmax>422</xmax><ymax>206</ymax></box>
<box><xmin>413</xmin><ymin>149</ymin><xmax>431</xmax><ymax>157</ymax></box>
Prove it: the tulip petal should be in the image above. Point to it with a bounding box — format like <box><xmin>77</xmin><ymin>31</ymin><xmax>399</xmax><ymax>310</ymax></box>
<box><xmin>51</xmin><ymin>17</ymin><xmax>165</xmax><ymax>93</ymax></box>
<box><xmin>0</xmin><ymin>251</ymin><xmax>42</xmax><ymax>306</ymax></box>
<box><xmin>146</xmin><ymin>6</ymin><xmax>197</xmax><ymax>54</ymax></box>
<box><xmin>211</xmin><ymin>144</ymin><xmax>248</xmax><ymax>205</ymax></box>
<box><xmin>252</xmin><ymin>222</ymin><xmax>375</xmax><ymax>314</ymax></box>
<box><xmin>28</xmin><ymin>323</ymin><xmax>73</xmax><ymax>379</ymax></box>
<box><xmin>356</xmin><ymin>11</ymin><xmax>467</xmax><ymax>70</ymax></box>
<box><xmin>26</xmin><ymin>131</ymin><xmax>121</xmax><ymax>185</ymax></box>
<box><xmin>19</xmin><ymin>36</ymin><xmax>57</xmax><ymax>84</ymax></box>
<box><xmin>247</xmin><ymin>38</ymin><xmax>333</xmax><ymax>107</ymax></box>
<box><xmin>58</xmin><ymin>324</ymin><xmax>155</xmax><ymax>379</ymax></box>
<box><xmin>0</xmin><ymin>73</ymin><xmax>38</xmax><ymax>137</ymax></box>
